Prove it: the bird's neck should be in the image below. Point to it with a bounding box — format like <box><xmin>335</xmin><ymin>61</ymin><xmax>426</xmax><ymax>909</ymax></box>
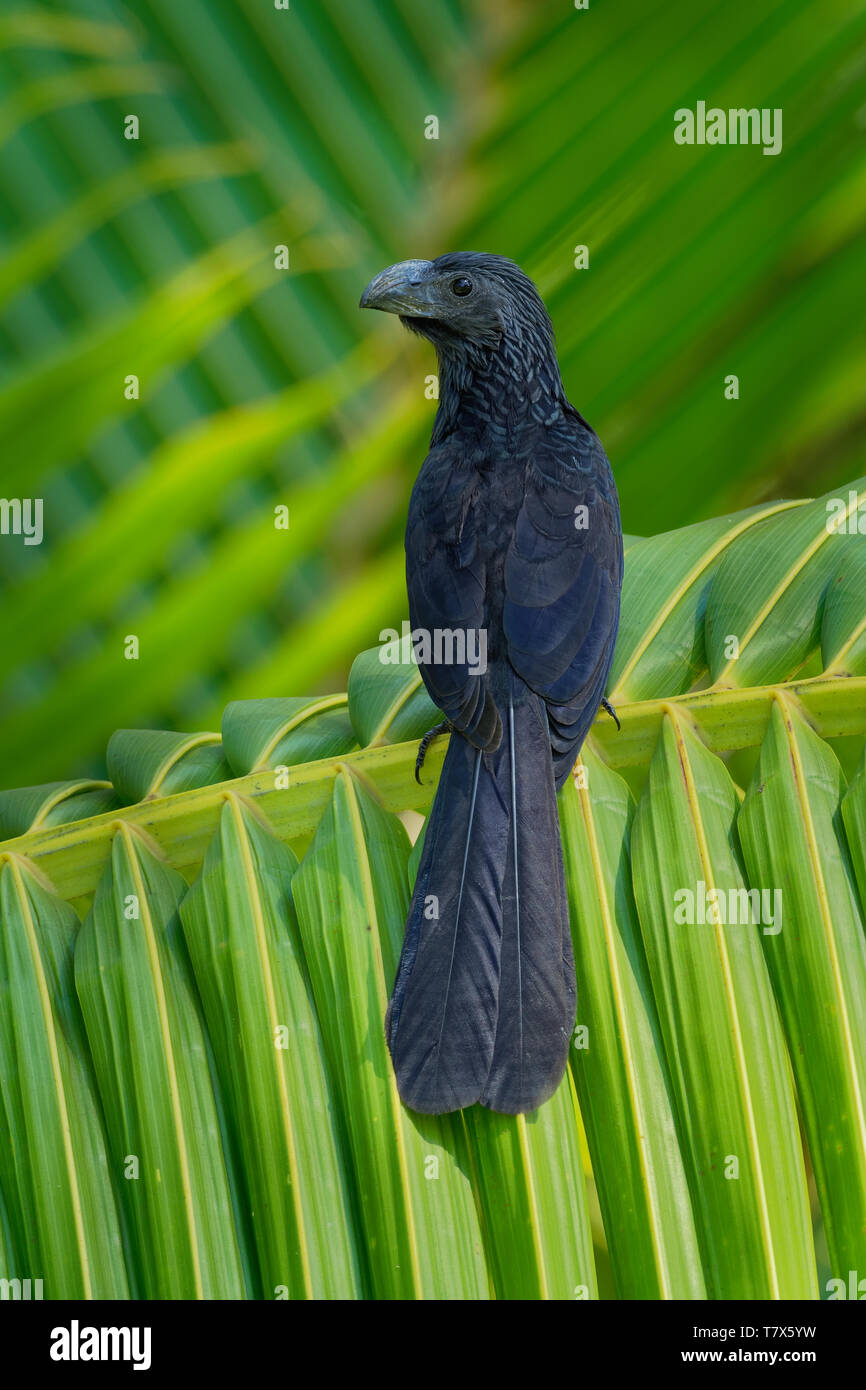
<box><xmin>432</xmin><ymin>333</ymin><xmax>565</xmax><ymax>445</ymax></box>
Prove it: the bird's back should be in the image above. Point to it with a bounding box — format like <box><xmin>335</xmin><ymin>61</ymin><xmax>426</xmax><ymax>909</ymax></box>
<box><xmin>406</xmin><ymin>407</ymin><xmax>622</xmax><ymax>777</ymax></box>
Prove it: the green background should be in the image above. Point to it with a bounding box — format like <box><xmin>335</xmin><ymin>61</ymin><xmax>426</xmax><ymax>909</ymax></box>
<box><xmin>0</xmin><ymin>0</ymin><xmax>863</xmax><ymax>786</ymax></box>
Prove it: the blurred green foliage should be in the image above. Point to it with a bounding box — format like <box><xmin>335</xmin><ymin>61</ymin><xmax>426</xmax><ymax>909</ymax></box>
<box><xmin>0</xmin><ymin>0</ymin><xmax>864</xmax><ymax>784</ymax></box>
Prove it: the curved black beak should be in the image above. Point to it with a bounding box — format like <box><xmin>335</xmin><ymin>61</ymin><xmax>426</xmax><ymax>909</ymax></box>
<box><xmin>359</xmin><ymin>259</ymin><xmax>436</xmax><ymax>316</ymax></box>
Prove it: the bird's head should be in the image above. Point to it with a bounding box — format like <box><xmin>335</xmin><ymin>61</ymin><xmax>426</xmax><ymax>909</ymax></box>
<box><xmin>359</xmin><ymin>252</ymin><xmax>556</xmax><ymax>368</ymax></box>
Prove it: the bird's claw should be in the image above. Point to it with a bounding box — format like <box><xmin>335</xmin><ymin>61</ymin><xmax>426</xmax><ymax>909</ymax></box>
<box><xmin>415</xmin><ymin>720</ymin><xmax>452</xmax><ymax>784</ymax></box>
<box><xmin>601</xmin><ymin>696</ymin><xmax>621</xmax><ymax>731</ymax></box>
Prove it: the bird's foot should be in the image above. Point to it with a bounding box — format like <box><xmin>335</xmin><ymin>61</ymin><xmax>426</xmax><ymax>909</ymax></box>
<box><xmin>415</xmin><ymin>720</ymin><xmax>452</xmax><ymax>784</ymax></box>
<box><xmin>601</xmin><ymin>696</ymin><xmax>621</xmax><ymax>731</ymax></box>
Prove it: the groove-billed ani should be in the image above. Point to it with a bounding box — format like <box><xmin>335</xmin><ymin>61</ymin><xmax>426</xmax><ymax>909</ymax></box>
<box><xmin>360</xmin><ymin>253</ymin><xmax>623</xmax><ymax>1114</ymax></box>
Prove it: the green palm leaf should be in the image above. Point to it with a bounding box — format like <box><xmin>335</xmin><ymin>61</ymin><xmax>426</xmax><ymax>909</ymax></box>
<box><xmin>560</xmin><ymin>749</ymin><xmax>705</xmax><ymax>1299</ymax></box>
<box><xmin>75</xmin><ymin>826</ymin><xmax>249</xmax><ymax>1298</ymax></box>
<box><xmin>631</xmin><ymin>713</ymin><xmax>816</xmax><ymax>1298</ymax></box>
<box><xmin>0</xmin><ymin>858</ymin><xmax>129</xmax><ymax>1298</ymax></box>
<box><xmin>0</xmin><ymin>486</ymin><xmax>863</xmax><ymax>1298</ymax></box>
<box><xmin>180</xmin><ymin>797</ymin><xmax>363</xmax><ymax>1298</ymax></box>
<box><xmin>291</xmin><ymin>765</ymin><xmax>489</xmax><ymax>1299</ymax></box>
<box><xmin>739</xmin><ymin>700</ymin><xmax>866</xmax><ymax>1278</ymax></box>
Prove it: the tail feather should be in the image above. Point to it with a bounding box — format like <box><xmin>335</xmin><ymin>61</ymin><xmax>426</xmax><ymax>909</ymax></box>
<box><xmin>481</xmin><ymin>689</ymin><xmax>575</xmax><ymax>1113</ymax></box>
<box><xmin>386</xmin><ymin>677</ymin><xmax>575</xmax><ymax>1115</ymax></box>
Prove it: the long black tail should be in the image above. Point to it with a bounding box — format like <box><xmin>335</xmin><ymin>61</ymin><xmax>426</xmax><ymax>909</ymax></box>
<box><xmin>385</xmin><ymin>675</ymin><xmax>575</xmax><ymax>1114</ymax></box>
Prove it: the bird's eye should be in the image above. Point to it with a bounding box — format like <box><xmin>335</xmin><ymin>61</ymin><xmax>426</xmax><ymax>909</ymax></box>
<box><xmin>451</xmin><ymin>276</ymin><xmax>473</xmax><ymax>296</ymax></box>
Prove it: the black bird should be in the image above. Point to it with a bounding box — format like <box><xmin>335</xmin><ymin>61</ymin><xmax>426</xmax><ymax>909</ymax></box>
<box><xmin>360</xmin><ymin>253</ymin><xmax>623</xmax><ymax>1114</ymax></box>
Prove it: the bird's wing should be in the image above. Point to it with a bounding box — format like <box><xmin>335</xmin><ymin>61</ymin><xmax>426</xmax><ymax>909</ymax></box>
<box><xmin>405</xmin><ymin>442</ymin><xmax>501</xmax><ymax>748</ymax></box>
<box><xmin>503</xmin><ymin>418</ymin><xmax>623</xmax><ymax>783</ymax></box>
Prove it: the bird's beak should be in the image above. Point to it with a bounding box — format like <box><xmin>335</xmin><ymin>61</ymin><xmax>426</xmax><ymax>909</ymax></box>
<box><xmin>359</xmin><ymin>259</ymin><xmax>437</xmax><ymax>316</ymax></box>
